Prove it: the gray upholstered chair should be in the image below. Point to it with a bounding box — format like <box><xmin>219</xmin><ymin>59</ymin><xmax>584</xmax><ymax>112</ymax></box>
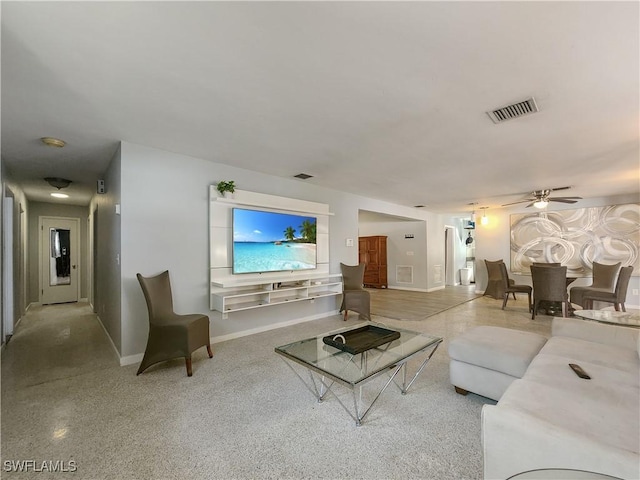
<box><xmin>570</xmin><ymin>261</ymin><xmax>621</xmax><ymax>308</ymax></box>
<box><xmin>583</xmin><ymin>266</ymin><xmax>634</xmax><ymax>312</ymax></box>
<box><xmin>136</xmin><ymin>270</ymin><xmax>213</xmax><ymax>376</ymax></box>
<box><xmin>531</xmin><ymin>265</ymin><xmax>569</xmax><ymax>319</ymax></box>
<box><xmin>339</xmin><ymin>263</ymin><xmax>371</xmax><ymax>321</ymax></box>
<box><xmin>484</xmin><ymin>259</ymin><xmax>515</xmax><ymax>300</ymax></box>
<box><xmin>499</xmin><ymin>262</ymin><xmax>532</xmax><ymax>311</ymax></box>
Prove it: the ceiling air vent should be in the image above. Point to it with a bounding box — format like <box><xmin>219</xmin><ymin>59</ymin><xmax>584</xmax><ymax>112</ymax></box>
<box><xmin>294</xmin><ymin>173</ymin><xmax>313</xmax><ymax>180</ymax></box>
<box><xmin>487</xmin><ymin>97</ymin><xmax>539</xmax><ymax>124</ymax></box>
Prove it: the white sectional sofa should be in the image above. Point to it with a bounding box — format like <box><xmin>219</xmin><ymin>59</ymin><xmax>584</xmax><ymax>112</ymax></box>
<box><xmin>481</xmin><ymin>317</ymin><xmax>639</xmax><ymax>480</ymax></box>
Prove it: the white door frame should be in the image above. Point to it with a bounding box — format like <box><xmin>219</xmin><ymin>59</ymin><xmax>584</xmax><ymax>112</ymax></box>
<box><xmin>39</xmin><ymin>216</ymin><xmax>81</xmax><ymax>304</ymax></box>
<box><xmin>3</xmin><ymin>197</ymin><xmax>14</xmax><ymax>341</ymax></box>
<box><xmin>444</xmin><ymin>225</ymin><xmax>456</xmax><ymax>286</ymax></box>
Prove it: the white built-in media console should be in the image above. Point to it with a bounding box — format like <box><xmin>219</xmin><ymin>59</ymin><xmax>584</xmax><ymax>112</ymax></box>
<box><xmin>209</xmin><ymin>187</ymin><xmax>342</xmax><ymax>318</ymax></box>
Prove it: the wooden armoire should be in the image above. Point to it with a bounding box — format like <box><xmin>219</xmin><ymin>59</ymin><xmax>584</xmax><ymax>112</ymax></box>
<box><xmin>358</xmin><ymin>235</ymin><xmax>388</xmax><ymax>288</ymax></box>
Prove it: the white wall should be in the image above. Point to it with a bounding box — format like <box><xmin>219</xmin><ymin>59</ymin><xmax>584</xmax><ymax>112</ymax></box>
<box><xmin>359</xmin><ymin>218</ymin><xmax>428</xmax><ymax>290</ymax></box>
<box><xmin>118</xmin><ymin>142</ymin><xmax>438</xmax><ymax>359</ymax></box>
<box><xmin>474</xmin><ymin>193</ymin><xmax>640</xmax><ymax>307</ymax></box>
<box><xmin>2</xmin><ymin>168</ymin><xmax>29</xmax><ymax>328</ymax></box>
<box><xmin>90</xmin><ymin>145</ymin><xmax>122</xmax><ymax>354</ymax></box>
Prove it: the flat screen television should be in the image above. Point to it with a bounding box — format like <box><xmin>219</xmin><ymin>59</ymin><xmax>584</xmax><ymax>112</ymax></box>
<box><xmin>232</xmin><ymin>208</ymin><xmax>317</xmax><ymax>274</ymax></box>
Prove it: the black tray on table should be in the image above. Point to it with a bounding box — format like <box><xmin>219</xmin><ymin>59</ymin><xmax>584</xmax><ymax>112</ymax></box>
<box><xmin>322</xmin><ymin>325</ymin><xmax>401</xmax><ymax>355</ymax></box>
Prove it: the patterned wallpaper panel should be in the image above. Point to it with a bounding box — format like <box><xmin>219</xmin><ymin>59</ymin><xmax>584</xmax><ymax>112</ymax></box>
<box><xmin>510</xmin><ymin>203</ymin><xmax>639</xmax><ymax>277</ymax></box>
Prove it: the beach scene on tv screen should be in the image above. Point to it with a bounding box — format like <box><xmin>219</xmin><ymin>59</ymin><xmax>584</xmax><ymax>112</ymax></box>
<box><xmin>233</xmin><ymin>209</ymin><xmax>317</xmax><ymax>274</ymax></box>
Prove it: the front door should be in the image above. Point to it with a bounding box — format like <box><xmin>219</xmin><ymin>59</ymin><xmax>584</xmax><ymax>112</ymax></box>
<box><xmin>40</xmin><ymin>217</ymin><xmax>80</xmax><ymax>304</ymax></box>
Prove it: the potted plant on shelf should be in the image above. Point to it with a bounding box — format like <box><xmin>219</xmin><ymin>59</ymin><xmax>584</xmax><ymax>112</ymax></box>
<box><xmin>216</xmin><ymin>180</ymin><xmax>236</xmax><ymax>198</ymax></box>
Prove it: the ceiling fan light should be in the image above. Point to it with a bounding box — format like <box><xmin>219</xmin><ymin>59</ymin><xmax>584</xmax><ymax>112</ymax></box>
<box><xmin>533</xmin><ymin>199</ymin><xmax>549</xmax><ymax>209</ymax></box>
<box><xmin>44</xmin><ymin>177</ymin><xmax>72</xmax><ymax>189</ymax></box>
<box><xmin>50</xmin><ymin>192</ymin><xmax>69</xmax><ymax>199</ymax></box>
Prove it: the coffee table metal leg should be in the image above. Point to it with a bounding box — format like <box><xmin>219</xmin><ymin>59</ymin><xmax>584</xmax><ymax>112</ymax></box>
<box><xmin>281</xmin><ymin>357</ymin><xmax>329</xmax><ymax>402</ymax></box>
<box><xmin>280</xmin><ymin>341</ymin><xmax>441</xmax><ymax>426</ymax></box>
<box><xmin>394</xmin><ymin>342</ymin><xmax>441</xmax><ymax>394</ymax></box>
<box><xmin>351</xmin><ymin>363</ymin><xmax>404</xmax><ymax>426</ymax></box>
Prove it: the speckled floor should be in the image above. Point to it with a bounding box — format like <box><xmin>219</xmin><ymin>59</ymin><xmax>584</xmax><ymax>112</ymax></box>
<box><xmin>1</xmin><ymin>293</ymin><xmax>552</xmax><ymax>479</ymax></box>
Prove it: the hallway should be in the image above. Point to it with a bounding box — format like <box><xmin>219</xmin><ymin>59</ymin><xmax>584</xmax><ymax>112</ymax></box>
<box><xmin>0</xmin><ymin>301</ymin><xmax>217</xmax><ymax>478</ymax></box>
<box><xmin>2</xmin><ymin>303</ymin><xmax>117</xmax><ymax>389</ymax></box>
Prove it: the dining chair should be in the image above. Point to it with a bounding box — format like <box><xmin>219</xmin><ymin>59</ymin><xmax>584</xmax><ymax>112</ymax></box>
<box><xmin>136</xmin><ymin>270</ymin><xmax>213</xmax><ymax>376</ymax></box>
<box><xmin>530</xmin><ymin>265</ymin><xmax>569</xmax><ymax>319</ymax></box>
<box><xmin>499</xmin><ymin>262</ymin><xmax>532</xmax><ymax>311</ymax></box>
<box><xmin>339</xmin><ymin>263</ymin><xmax>371</xmax><ymax>321</ymax></box>
<box><xmin>532</xmin><ymin>262</ymin><xmax>561</xmax><ymax>267</ymax></box>
<box><xmin>583</xmin><ymin>266</ymin><xmax>634</xmax><ymax>312</ymax></box>
<box><xmin>570</xmin><ymin>261</ymin><xmax>621</xmax><ymax>308</ymax></box>
<box><xmin>484</xmin><ymin>259</ymin><xmax>515</xmax><ymax>300</ymax></box>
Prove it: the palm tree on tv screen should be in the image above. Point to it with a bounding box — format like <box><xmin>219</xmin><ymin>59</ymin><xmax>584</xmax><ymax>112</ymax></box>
<box><xmin>283</xmin><ymin>226</ymin><xmax>296</xmax><ymax>241</ymax></box>
<box><xmin>300</xmin><ymin>220</ymin><xmax>316</xmax><ymax>243</ymax></box>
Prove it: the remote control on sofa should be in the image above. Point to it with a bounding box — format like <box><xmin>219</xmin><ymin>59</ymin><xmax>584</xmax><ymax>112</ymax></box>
<box><xmin>569</xmin><ymin>363</ymin><xmax>591</xmax><ymax>379</ymax></box>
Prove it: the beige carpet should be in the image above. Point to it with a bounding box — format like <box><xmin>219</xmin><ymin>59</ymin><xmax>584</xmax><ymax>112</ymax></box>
<box><xmin>369</xmin><ymin>285</ymin><xmax>482</xmax><ymax>321</ymax></box>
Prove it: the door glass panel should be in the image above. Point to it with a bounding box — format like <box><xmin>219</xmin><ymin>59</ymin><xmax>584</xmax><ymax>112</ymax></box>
<box><xmin>49</xmin><ymin>228</ymin><xmax>71</xmax><ymax>286</ymax></box>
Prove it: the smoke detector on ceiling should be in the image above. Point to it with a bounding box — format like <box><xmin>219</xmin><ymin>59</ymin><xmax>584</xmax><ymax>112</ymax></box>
<box><xmin>487</xmin><ymin>97</ymin><xmax>539</xmax><ymax>124</ymax></box>
<box><xmin>41</xmin><ymin>137</ymin><xmax>66</xmax><ymax>148</ymax></box>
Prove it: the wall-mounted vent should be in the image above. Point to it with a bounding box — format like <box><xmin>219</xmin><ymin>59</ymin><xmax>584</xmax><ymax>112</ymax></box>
<box><xmin>433</xmin><ymin>265</ymin><xmax>442</xmax><ymax>283</ymax></box>
<box><xmin>487</xmin><ymin>97</ymin><xmax>538</xmax><ymax>124</ymax></box>
<box><xmin>397</xmin><ymin>265</ymin><xmax>413</xmax><ymax>284</ymax></box>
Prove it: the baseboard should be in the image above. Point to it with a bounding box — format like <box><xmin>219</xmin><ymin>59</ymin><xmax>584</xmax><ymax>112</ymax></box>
<box><xmin>426</xmin><ymin>286</ymin><xmax>445</xmax><ymax>293</ymax></box>
<box><xmin>116</xmin><ymin>310</ymin><xmax>341</xmax><ymax>366</ymax></box>
<box><xmin>95</xmin><ymin>313</ymin><xmax>125</xmax><ymax>365</ymax></box>
<box><xmin>120</xmin><ymin>353</ymin><xmax>144</xmax><ymax>367</ymax></box>
<box><xmin>387</xmin><ymin>286</ymin><xmax>428</xmax><ymax>293</ymax></box>
<box><xmin>26</xmin><ymin>302</ymin><xmax>40</xmax><ymax>311</ymax></box>
<box><xmin>210</xmin><ymin>310</ymin><xmax>340</xmax><ymax>345</ymax></box>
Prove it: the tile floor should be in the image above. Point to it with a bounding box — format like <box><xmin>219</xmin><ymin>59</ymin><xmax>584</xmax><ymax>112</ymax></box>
<box><xmin>1</xmin><ymin>290</ymin><xmax>554</xmax><ymax>479</ymax></box>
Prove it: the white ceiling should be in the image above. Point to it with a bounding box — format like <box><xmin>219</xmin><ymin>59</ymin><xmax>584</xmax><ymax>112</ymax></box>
<box><xmin>2</xmin><ymin>2</ymin><xmax>639</xmax><ymax>211</ymax></box>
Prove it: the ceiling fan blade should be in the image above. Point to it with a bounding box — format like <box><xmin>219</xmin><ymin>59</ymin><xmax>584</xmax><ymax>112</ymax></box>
<box><xmin>550</xmin><ymin>186</ymin><xmax>573</xmax><ymax>192</ymax></box>
<box><xmin>502</xmin><ymin>199</ymin><xmax>535</xmax><ymax>207</ymax></box>
<box><xmin>549</xmin><ymin>198</ymin><xmax>578</xmax><ymax>204</ymax></box>
<box><xmin>524</xmin><ymin>202</ymin><xmax>536</xmax><ymax>208</ymax></box>
<box><xmin>549</xmin><ymin>196</ymin><xmax>582</xmax><ymax>200</ymax></box>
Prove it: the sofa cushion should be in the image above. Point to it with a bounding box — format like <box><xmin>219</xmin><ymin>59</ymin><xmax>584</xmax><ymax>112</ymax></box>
<box><xmin>552</xmin><ymin>317</ymin><xmax>639</xmax><ymax>351</ymax></box>
<box><xmin>448</xmin><ymin>326</ymin><xmax>547</xmax><ymax>378</ymax></box>
<box><xmin>526</xmin><ymin>352</ymin><xmax>639</xmax><ymax>389</ymax></box>
<box><xmin>498</xmin><ymin>377</ymin><xmax>640</xmax><ymax>456</ymax></box>
<box><xmin>539</xmin><ymin>336</ymin><xmax>639</xmax><ymax>376</ymax></box>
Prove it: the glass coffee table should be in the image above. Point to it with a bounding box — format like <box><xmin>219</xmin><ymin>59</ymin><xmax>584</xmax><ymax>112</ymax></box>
<box><xmin>275</xmin><ymin>322</ymin><xmax>443</xmax><ymax>426</ymax></box>
<box><xmin>574</xmin><ymin>309</ymin><xmax>640</xmax><ymax>328</ymax></box>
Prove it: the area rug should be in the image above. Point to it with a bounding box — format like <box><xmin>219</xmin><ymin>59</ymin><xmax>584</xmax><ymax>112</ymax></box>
<box><xmin>369</xmin><ymin>286</ymin><xmax>482</xmax><ymax>321</ymax></box>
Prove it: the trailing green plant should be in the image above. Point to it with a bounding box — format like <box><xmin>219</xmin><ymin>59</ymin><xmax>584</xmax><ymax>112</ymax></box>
<box><xmin>216</xmin><ymin>180</ymin><xmax>236</xmax><ymax>196</ymax></box>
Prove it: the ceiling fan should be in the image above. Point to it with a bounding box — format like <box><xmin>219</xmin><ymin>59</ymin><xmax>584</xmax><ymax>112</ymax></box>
<box><xmin>502</xmin><ymin>187</ymin><xmax>582</xmax><ymax>209</ymax></box>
